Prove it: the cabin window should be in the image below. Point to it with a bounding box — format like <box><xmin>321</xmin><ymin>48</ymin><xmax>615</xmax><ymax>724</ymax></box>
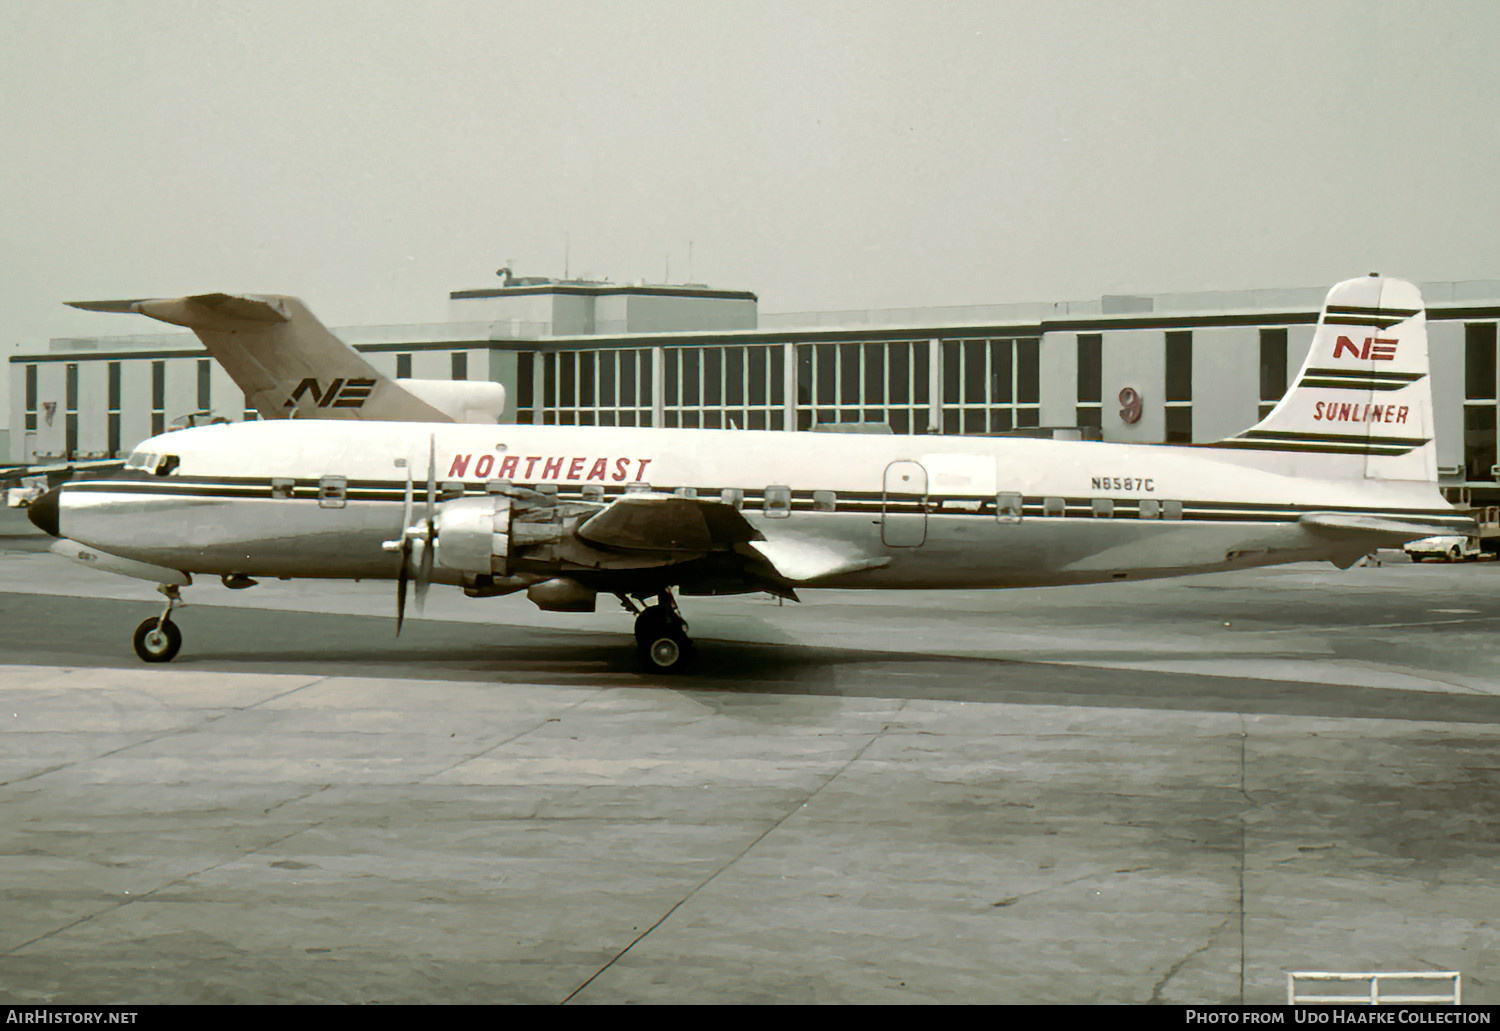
<box><xmin>1091</xmin><ymin>498</ymin><xmax>1113</xmax><ymax>518</ymax></box>
<box><xmin>1163</xmin><ymin>500</ymin><xmax>1184</xmax><ymax>520</ymax></box>
<box><xmin>319</xmin><ymin>475</ymin><xmax>347</xmax><ymax>509</ymax></box>
<box><xmin>271</xmin><ymin>477</ymin><xmax>294</xmax><ymax>500</ymax></box>
<box><xmin>1139</xmin><ymin>498</ymin><xmax>1161</xmax><ymax>519</ymax></box>
<box><xmin>1043</xmin><ymin>496</ymin><xmax>1065</xmax><ymax>517</ymax></box>
<box><xmin>813</xmin><ymin>490</ymin><xmax>836</xmax><ymax>512</ymax></box>
<box><xmin>154</xmin><ymin>455</ymin><xmax>180</xmax><ymax>476</ymax></box>
<box><xmin>440</xmin><ymin>480</ymin><xmax>465</xmax><ymax>501</ymax></box>
<box><xmin>674</xmin><ymin>486</ymin><xmax>698</xmax><ymax>499</ymax></box>
<box><xmin>720</xmin><ymin>488</ymin><xmax>744</xmax><ymax>510</ymax></box>
<box><xmin>485</xmin><ymin>479</ymin><xmax>511</xmax><ymax>494</ymax></box>
<box><xmin>581</xmin><ymin>484</ymin><xmax>604</xmax><ymax>502</ymax></box>
<box><xmin>764</xmin><ymin>485</ymin><xmax>792</xmax><ymax>518</ymax></box>
<box><xmin>126</xmin><ymin>451</ymin><xmax>149</xmax><ymax>471</ymax></box>
<box><xmin>625</xmin><ymin>481</ymin><xmax>651</xmax><ymax>495</ymax></box>
<box><xmin>996</xmin><ymin>492</ymin><xmax>1023</xmax><ymax>523</ymax></box>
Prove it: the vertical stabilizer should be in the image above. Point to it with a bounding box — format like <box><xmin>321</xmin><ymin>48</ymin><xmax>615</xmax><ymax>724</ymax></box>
<box><xmin>1212</xmin><ymin>276</ymin><xmax>1435</xmax><ymax>482</ymax></box>
<box><xmin>67</xmin><ymin>294</ymin><xmax>455</xmax><ymax>422</ymax></box>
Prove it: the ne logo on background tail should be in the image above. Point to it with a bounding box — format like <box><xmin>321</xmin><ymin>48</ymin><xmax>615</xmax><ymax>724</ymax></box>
<box><xmin>283</xmin><ymin>377</ymin><xmax>376</xmax><ymax>409</ymax></box>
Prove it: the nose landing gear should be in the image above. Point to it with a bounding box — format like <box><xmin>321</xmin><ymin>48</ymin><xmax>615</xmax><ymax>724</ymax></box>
<box><xmin>132</xmin><ymin>584</ymin><xmax>184</xmax><ymax>663</ymax></box>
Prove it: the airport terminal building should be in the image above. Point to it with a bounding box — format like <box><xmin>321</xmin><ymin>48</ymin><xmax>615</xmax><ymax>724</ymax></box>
<box><xmin>10</xmin><ymin>274</ymin><xmax>1500</xmax><ymax>503</ymax></box>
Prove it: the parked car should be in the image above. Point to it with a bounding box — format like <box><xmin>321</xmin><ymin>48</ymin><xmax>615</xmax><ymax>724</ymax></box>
<box><xmin>1403</xmin><ymin>535</ymin><xmax>1481</xmax><ymax>562</ymax></box>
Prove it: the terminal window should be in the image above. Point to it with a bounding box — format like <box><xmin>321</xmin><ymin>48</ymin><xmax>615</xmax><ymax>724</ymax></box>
<box><xmin>151</xmin><ymin>361</ymin><xmax>165</xmax><ymax>437</ymax></box>
<box><xmin>797</xmin><ymin>340</ymin><xmax>925</xmax><ymax>434</ymax></box>
<box><xmin>24</xmin><ymin>364</ymin><xmax>37</xmax><ymax>432</ymax></box>
<box><xmin>1464</xmin><ymin>323</ymin><xmax>1497</xmax><ymax>482</ymax></box>
<box><xmin>543</xmin><ymin>347</ymin><xmax>655</xmax><ymax>428</ymax></box>
<box><xmin>666</xmin><ymin>344</ymin><xmax>781</xmax><ymax>430</ymax></box>
<box><xmin>1165</xmin><ymin>331</ymin><xmax>1193</xmax><ymax>443</ymax></box>
<box><xmin>1259</xmin><ymin>328</ymin><xmax>1287</xmax><ymax>418</ymax></box>
<box><xmin>1076</xmin><ymin>334</ymin><xmax>1102</xmax><ymax>427</ymax></box>
<box><xmin>938</xmin><ymin>337</ymin><xmax>1040</xmax><ymax>435</ymax></box>
<box><xmin>108</xmin><ymin>362</ymin><xmax>122</xmax><ymax>456</ymax></box>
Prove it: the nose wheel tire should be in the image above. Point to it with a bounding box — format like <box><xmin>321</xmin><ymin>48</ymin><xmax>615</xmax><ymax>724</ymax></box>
<box><xmin>132</xmin><ymin>617</ymin><xmax>182</xmax><ymax>663</ymax></box>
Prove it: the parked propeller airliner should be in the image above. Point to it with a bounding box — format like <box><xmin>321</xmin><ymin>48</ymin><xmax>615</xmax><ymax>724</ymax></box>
<box><xmin>28</xmin><ymin>276</ymin><xmax>1473</xmax><ymax>672</ymax></box>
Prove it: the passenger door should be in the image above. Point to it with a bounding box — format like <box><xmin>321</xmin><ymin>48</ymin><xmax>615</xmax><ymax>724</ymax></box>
<box><xmin>882</xmin><ymin>460</ymin><xmax>928</xmax><ymax>547</ymax></box>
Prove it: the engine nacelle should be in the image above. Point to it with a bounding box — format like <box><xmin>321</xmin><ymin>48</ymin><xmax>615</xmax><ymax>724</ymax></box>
<box><xmin>397</xmin><ymin>379</ymin><xmax>506</xmax><ymax>424</ymax></box>
<box><xmin>432</xmin><ymin>496</ymin><xmax>510</xmax><ymax>575</ymax></box>
<box><xmin>432</xmin><ymin>492</ymin><xmax>572</xmax><ymax>576</ymax></box>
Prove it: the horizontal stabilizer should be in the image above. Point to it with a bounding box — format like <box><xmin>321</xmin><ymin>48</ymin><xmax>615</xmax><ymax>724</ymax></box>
<box><xmin>68</xmin><ymin>294</ymin><xmax>290</xmax><ymax>326</ymax></box>
<box><xmin>1299</xmin><ymin>511</ymin><xmax>1475</xmax><ymax>540</ymax></box>
<box><xmin>749</xmin><ymin>538</ymin><xmax>891</xmax><ymax>583</ymax></box>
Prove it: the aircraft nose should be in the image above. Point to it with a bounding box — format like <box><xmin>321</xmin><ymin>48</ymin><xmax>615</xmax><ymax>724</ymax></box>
<box><xmin>27</xmin><ymin>487</ymin><xmax>61</xmax><ymax>538</ymax></box>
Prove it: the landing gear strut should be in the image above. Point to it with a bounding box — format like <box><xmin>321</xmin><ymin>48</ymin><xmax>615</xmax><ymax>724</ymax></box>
<box><xmin>132</xmin><ymin>584</ymin><xmax>184</xmax><ymax>663</ymax></box>
<box><xmin>628</xmin><ymin>592</ymin><xmax>695</xmax><ymax>674</ymax></box>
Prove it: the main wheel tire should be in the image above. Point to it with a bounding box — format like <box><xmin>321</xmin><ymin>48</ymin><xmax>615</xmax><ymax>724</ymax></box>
<box><xmin>132</xmin><ymin>617</ymin><xmax>182</xmax><ymax>663</ymax></box>
<box><xmin>637</xmin><ymin>627</ymin><xmax>695</xmax><ymax>674</ymax></box>
<box><xmin>633</xmin><ymin>605</ymin><xmax>673</xmax><ymax>646</ymax></box>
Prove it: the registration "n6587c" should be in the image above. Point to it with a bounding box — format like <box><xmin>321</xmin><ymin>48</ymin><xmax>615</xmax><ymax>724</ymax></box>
<box><xmin>1091</xmin><ymin>476</ymin><xmax>1155</xmax><ymax>492</ymax></box>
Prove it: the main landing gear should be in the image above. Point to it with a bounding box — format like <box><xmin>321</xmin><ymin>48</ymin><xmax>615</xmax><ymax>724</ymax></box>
<box><xmin>623</xmin><ymin>592</ymin><xmax>695</xmax><ymax>674</ymax></box>
<box><xmin>132</xmin><ymin>584</ymin><xmax>184</xmax><ymax>663</ymax></box>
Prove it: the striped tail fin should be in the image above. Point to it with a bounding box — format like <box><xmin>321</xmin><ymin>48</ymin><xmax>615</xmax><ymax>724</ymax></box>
<box><xmin>1212</xmin><ymin>275</ymin><xmax>1435</xmax><ymax>482</ymax></box>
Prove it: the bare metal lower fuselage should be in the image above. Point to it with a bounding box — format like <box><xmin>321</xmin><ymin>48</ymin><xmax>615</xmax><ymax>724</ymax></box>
<box><xmin>58</xmin><ymin>486</ymin><xmax>1370</xmax><ymax>592</ymax></box>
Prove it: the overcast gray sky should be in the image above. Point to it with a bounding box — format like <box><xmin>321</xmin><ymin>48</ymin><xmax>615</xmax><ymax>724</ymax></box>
<box><xmin>5</xmin><ymin>0</ymin><xmax>1500</xmax><ymax>395</ymax></box>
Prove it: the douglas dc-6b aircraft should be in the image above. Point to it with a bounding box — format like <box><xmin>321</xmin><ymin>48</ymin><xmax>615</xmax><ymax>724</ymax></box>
<box><xmin>28</xmin><ymin>275</ymin><xmax>1474</xmax><ymax>673</ymax></box>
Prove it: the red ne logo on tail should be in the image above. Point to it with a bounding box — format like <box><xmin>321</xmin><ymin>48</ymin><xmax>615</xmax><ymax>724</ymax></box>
<box><xmin>1332</xmin><ymin>336</ymin><xmax>1398</xmax><ymax>361</ymax></box>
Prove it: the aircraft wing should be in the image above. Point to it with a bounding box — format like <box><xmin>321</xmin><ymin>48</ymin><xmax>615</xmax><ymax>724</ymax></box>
<box><xmin>572</xmin><ymin>494</ymin><xmax>886</xmax><ymax>597</ymax></box>
<box><xmin>1</xmin><ymin>459</ymin><xmax>124</xmax><ymax>488</ymax></box>
<box><xmin>576</xmin><ymin>494</ymin><xmax>763</xmax><ymax>553</ymax></box>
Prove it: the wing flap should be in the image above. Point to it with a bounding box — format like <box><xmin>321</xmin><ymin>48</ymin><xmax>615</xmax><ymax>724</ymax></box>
<box><xmin>748</xmin><ymin>538</ymin><xmax>891</xmax><ymax>583</ymax></box>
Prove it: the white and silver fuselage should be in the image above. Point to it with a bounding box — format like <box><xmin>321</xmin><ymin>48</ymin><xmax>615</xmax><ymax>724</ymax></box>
<box><xmin>45</xmin><ymin>419</ymin><xmax>1469</xmax><ymax>591</ymax></box>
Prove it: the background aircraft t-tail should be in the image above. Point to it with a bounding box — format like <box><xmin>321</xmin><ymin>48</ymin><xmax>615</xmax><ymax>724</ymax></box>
<box><xmin>32</xmin><ymin>276</ymin><xmax>1472</xmax><ymax>673</ymax></box>
<box><xmin>67</xmin><ymin>293</ymin><xmax>506</xmax><ymax>423</ymax></box>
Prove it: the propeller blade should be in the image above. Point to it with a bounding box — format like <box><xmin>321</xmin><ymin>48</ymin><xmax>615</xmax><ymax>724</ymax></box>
<box><xmin>415</xmin><ymin>539</ymin><xmax>433</xmax><ymax>613</ymax></box>
<box><xmin>401</xmin><ymin>458</ymin><xmax>415</xmax><ymax>541</ymax></box>
<box><xmin>396</xmin><ymin>546</ymin><xmax>410</xmax><ymax>636</ymax></box>
<box><xmin>394</xmin><ymin>457</ymin><xmax>415</xmax><ymax>635</ymax></box>
<box><xmin>416</xmin><ymin>434</ymin><xmax>438</xmax><ymax>614</ymax></box>
<box><xmin>425</xmin><ymin>434</ymin><xmax>437</xmax><ymax>519</ymax></box>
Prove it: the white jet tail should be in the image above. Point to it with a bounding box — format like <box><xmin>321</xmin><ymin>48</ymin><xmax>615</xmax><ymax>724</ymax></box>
<box><xmin>1210</xmin><ymin>275</ymin><xmax>1436</xmax><ymax>483</ymax></box>
<box><xmin>67</xmin><ymin>293</ymin><xmax>504</xmax><ymax>423</ymax></box>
